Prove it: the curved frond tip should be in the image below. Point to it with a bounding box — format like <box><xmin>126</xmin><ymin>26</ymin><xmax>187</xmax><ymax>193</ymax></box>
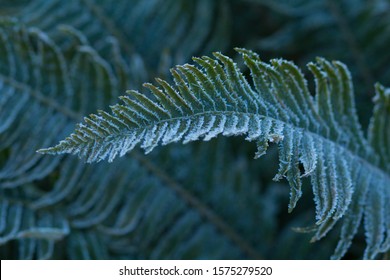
<box><xmin>38</xmin><ymin>49</ymin><xmax>390</xmax><ymax>259</ymax></box>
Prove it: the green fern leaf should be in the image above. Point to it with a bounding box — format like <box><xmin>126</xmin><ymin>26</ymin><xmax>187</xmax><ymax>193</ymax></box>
<box><xmin>39</xmin><ymin>49</ymin><xmax>390</xmax><ymax>259</ymax></box>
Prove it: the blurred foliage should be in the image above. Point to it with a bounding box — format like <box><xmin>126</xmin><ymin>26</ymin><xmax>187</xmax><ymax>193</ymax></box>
<box><xmin>0</xmin><ymin>0</ymin><xmax>389</xmax><ymax>259</ymax></box>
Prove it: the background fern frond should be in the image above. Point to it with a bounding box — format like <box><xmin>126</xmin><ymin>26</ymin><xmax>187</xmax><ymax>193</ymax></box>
<box><xmin>0</xmin><ymin>26</ymin><xmax>70</xmax><ymax>188</ymax></box>
<box><xmin>15</xmin><ymin>0</ymin><xmax>230</xmax><ymax>78</ymax></box>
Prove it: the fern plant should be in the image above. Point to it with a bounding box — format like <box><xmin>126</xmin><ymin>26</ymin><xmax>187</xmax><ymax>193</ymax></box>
<box><xmin>40</xmin><ymin>48</ymin><xmax>390</xmax><ymax>259</ymax></box>
<box><xmin>0</xmin><ymin>0</ymin><xmax>389</xmax><ymax>260</ymax></box>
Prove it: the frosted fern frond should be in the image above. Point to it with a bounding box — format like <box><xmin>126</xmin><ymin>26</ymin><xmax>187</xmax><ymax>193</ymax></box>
<box><xmin>39</xmin><ymin>49</ymin><xmax>390</xmax><ymax>259</ymax></box>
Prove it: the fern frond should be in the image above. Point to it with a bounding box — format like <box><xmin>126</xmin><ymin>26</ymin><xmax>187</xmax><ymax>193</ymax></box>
<box><xmin>0</xmin><ymin>20</ymin><xmax>143</xmax><ymax>188</ymax></box>
<box><xmin>368</xmin><ymin>84</ymin><xmax>390</xmax><ymax>172</ymax></box>
<box><xmin>255</xmin><ymin>0</ymin><xmax>390</xmax><ymax>102</ymax></box>
<box><xmin>1</xmin><ymin>23</ymin><xmax>271</xmax><ymax>259</ymax></box>
<box><xmin>31</xmin><ymin>145</ymin><xmax>271</xmax><ymax>259</ymax></box>
<box><xmin>0</xmin><ymin>192</ymin><xmax>69</xmax><ymax>259</ymax></box>
<box><xmin>0</xmin><ymin>25</ymin><xmax>70</xmax><ymax>188</ymax></box>
<box><xmin>17</xmin><ymin>0</ymin><xmax>230</xmax><ymax>74</ymax></box>
<box><xmin>40</xmin><ymin>49</ymin><xmax>390</xmax><ymax>259</ymax></box>
<box><xmin>0</xmin><ymin>23</ymin><xmax>138</xmax><ymax>258</ymax></box>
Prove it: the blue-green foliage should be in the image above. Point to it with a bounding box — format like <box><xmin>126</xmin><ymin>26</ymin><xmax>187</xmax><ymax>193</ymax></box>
<box><xmin>0</xmin><ymin>0</ymin><xmax>389</xmax><ymax>260</ymax></box>
<box><xmin>18</xmin><ymin>0</ymin><xmax>229</xmax><ymax>77</ymax></box>
<box><xmin>41</xmin><ymin>48</ymin><xmax>390</xmax><ymax>259</ymax></box>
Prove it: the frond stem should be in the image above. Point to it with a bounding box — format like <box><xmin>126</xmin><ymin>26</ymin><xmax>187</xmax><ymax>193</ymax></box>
<box><xmin>0</xmin><ymin>74</ymin><xmax>81</xmax><ymax>120</ymax></box>
<box><xmin>80</xmin><ymin>0</ymin><xmax>134</xmax><ymax>59</ymax></box>
<box><xmin>132</xmin><ymin>151</ymin><xmax>264</xmax><ymax>260</ymax></box>
<box><xmin>111</xmin><ymin>110</ymin><xmax>389</xmax><ymax>183</ymax></box>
